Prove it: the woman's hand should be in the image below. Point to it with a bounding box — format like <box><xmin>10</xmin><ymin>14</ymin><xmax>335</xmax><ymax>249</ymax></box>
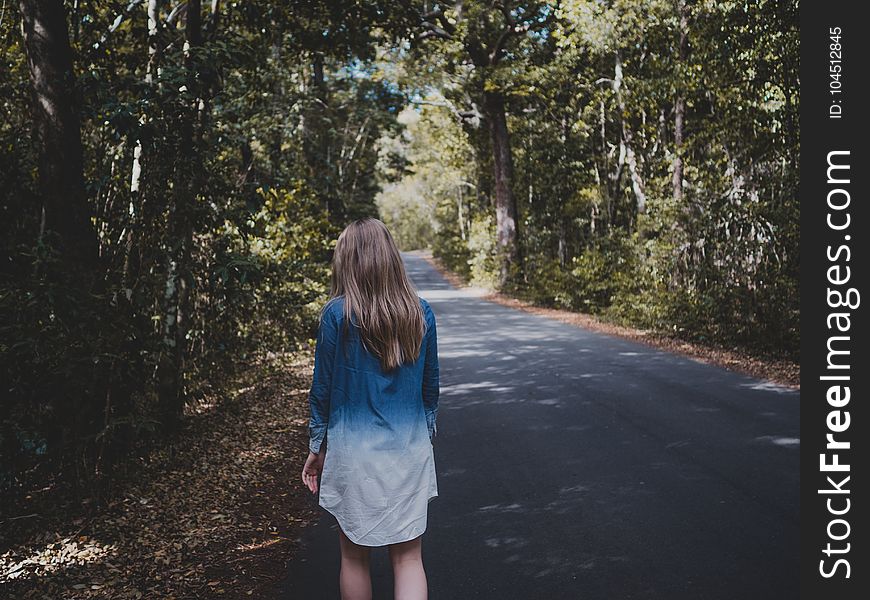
<box><xmin>301</xmin><ymin>450</ymin><xmax>325</xmax><ymax>494</ymax></box>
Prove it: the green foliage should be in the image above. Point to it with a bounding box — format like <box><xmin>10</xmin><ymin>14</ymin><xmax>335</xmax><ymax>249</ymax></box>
<box><xmin>466</xmin><ymin>214</ymin><xmax>500</xmax><ymax>288</ymax></box>
<box><xmin>378</xmin><ymin>187</ymin><xmax>436</xmax><ymax>250</ymax></box>
<box><xmin>378</xmin><ymin>104</ymin><xmax>478</xmax><ymax>261</ymax></box>
<box><xmin>553</xmin><ymin>234</ymin><xmax>648</xmax><ymax>321</ymax></box>
<box><xmin>391</xmin><ymin>0</ymin><xmax>798</xmax><ymax>359</ymax></box>
<box><xmin>1</xmin><ymin>1</ymin><xmax>412</xmax><ymax>497</ymax></box>
<box><xmin>234</xmin><ymin>185</ymin><xmax>335</xmax><ymax>353</ymax></box>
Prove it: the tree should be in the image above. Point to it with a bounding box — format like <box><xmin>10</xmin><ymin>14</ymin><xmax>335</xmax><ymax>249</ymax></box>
<box><xmin>416</xmin><ymin>1</ymin><xmax>558</xmax><ymax>287</ymax></box>
<box><xmin>18</xmin><ymin>0</ymin><xmax>95</xmax><ymax>265</ymax></box>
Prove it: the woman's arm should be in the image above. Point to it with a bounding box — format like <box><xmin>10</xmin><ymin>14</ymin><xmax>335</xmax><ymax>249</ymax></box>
<box><xmin>422</xmin><ymin>302</ymin><xmax>440</xmax><ymax>441</ymax></box>
<box><xmin>308</xmin><ymin>306</ymin><xmax>338</xmax><ymax>455</ymax></box>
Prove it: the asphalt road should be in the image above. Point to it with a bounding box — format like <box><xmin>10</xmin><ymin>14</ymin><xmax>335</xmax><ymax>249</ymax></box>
<box><xmin>279</xmin><ymin>251</ymin><xmax>800</xmax><ymax>599</ymax></box>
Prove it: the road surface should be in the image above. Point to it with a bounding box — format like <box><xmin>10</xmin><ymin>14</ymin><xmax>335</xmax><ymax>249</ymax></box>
<box><xmin>279</xmin><ymin>251</ymin><xmax>800</xmax><ymax>599</ymax></box>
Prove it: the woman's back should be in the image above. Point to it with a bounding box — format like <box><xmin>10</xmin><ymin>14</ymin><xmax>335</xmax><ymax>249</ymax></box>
<box><xmin>301</xmin><ymin>217</ymin><xmax>440</xmax><ymax>597</ymax></box>
<box><xmin>309</xmin><ymin>294</ymin><xmax>440</xmax><ymax>546</ymax></box>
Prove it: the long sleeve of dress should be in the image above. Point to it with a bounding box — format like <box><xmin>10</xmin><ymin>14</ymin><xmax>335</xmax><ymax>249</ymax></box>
<box><xmin>422</xmin><ymin>303</ymin><xmax>440</xmax><ymax>441</ymax></box>
<box><xmin>308</xmin><ymin>307</ymin><xmax>338</xmax><ymax>455</ymax></box>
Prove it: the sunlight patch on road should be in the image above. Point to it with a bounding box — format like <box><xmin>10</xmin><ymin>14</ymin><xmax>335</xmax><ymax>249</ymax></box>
<box><xmin>739</xmin><ymin>381</ymin><xmax>798</xmax><ymax>394</ymax></box>
<box><xmin>755</xmin><ymin>435</ymin><xmax>800</xmax><ymax>447</ymax></box>
<box><xmin>439</xmin><ymin>348</ymin><xmax>495</xmax><ymax>358</ymax></box>
<box><xmin>441</xmin><ymin>381</ymin><xmax>511</xmax><ymax>395</ymax></box>
<box><xmin>665</xmin><ymin>439</ymin><xmax>692</xmax><ymax>449</ymax></box>
<box><xmin>416</xmin><ymin>287</ymin><xmax>489</xmax><ymax>299</ymax></box>
<box><xmin>484</xmin><ymin>537</ymin><xmax>529</xmax><ymax>549</ymax></box>
<box><xmin>478</xmin><ymin>502</ymin><xmax>525</xmax><ymax>513</ymax></box>
<box><xmin>440</xmin><ymin>468</ymin><xmax>467</xmax><ymax>477</ymax></box>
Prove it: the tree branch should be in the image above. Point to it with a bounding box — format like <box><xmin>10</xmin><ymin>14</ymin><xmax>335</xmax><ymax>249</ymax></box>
<box><xmin>488</xmin><ymin>2</ymin><xmax>557</xmax><ymax>64</ymax></box>
<box><xmin>420</xmin><ymin>20</ymin><xmax>453</xmax><ymax>40</ymax></box>
<box><xmin>93</xmin><ymin>0</ymin><xmax>146</xmax><ymax>50</ymax></box>
<box><xmin>422</xmin><ymin>5</ymin><xmax>456</xmax><ymax>35</ymax></box>
<box><xmin>166</xmin><ymin>1</ymin><xmax>187</xmax><ymax>27</ymax></box>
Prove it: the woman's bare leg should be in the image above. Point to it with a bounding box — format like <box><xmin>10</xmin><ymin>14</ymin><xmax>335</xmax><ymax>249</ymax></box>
<box><xmin>389</xmin><ymin>535</ymin><xmax>427</xmax><ymax>600</ymax></box>
<box><xmin>339</xmin><ymin>529</ymin><xmax>372</xmax><ymax>600</ymax></box>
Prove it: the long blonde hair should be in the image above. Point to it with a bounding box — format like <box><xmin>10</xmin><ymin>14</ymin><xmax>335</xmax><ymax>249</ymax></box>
<box><xmin>326</xmin><ymin>218</ymin><xmax>425</xmax><ymax>372</ymax></box>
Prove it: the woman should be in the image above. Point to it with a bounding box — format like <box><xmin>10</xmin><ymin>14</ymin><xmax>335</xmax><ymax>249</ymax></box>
<box><xmin>301</xmin><ymin>218</ymin><xmax>440</xmax><ymax>600</ymax></box>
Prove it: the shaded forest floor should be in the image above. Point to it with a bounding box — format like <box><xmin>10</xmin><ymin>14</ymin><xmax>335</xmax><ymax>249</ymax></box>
<box><xmin>419</xmin><ymin>250</ymin><xmax>799</xmax><ymax>389</ymax></box>
<box><xmin>1</xmin><ymin>354</ymin><xmax>319</xmax><ymax>599</ymax></box>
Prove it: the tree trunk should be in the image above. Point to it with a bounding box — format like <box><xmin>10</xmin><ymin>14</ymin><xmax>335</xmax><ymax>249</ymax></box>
<box><xmin>597</xmin><ymin>97</ymin><xmax>618</xmax><ymax>231</ymax></box>
<box><xmin>19</xmin><ymin>0</ymin><xmax>95</xmax><ymax>264</ymax></box>
<box><xmin>130</xmin><ymin>0</ymin><xmax>161</xmax><ymax>193</ymax></box>
<box><xmin>613</xmin><ymin>52</ymin><xmax>646</xmax><ymax>215</ymax></box>
<box><xmin>125</xmin><ymin>0</ymin><xmax>161</xmax><ymax>302</ymax></box>
<box><xmin>157</xmin><ymin>0</ymin><xmax>201</xmax><ymax>430</ymax></box>
<box><xmin>19</xmin><ymin>0</ymin><xmax>109</xmax><ymax>490</ymax></box>
<box><xmin>672</xmin><ymin>0</ymin><xmax>688</xmax><ymax>206</ymax></box>
<box><xmin>483</xmin><ymin>90</ymin><xmax>520</xmax><ymax>286</ymax></box>
<box><xmin>303</xmin><ymin>51</ymin><xmax>336</xmax><ymax>222</ymax></box>
<box><xmin>457</xmin><ymin>184</ymin><xmax>466</xmax><ymax>241</ymax></box>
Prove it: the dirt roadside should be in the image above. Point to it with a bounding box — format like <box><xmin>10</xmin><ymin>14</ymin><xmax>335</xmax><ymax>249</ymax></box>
<box><xmin>1</xmin><ymin>354</ymin><xmax>320</xmax><ymax>599</ymax></box>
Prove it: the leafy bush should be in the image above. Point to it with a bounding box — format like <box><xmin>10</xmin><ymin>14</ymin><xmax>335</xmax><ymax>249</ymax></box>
<box><xmin>467</xmin><ymin>214</ymin><xmax>500</xmax><ymax>288</ymax></box>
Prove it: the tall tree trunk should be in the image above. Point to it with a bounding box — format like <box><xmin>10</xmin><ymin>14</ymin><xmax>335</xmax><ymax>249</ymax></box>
<box><xmin>457</xmin><ymin>184</ymin><xmax>466</xmax><ymax>241</ymax></box>
<box><xmin>157</xmin><ymin>0</ymin><xmax>201</xmax><ymax>430</ymax></box>
<box><xmin>596</xmin><ymin>97</ymin><xmax>618</xmax><ymax>231</ymax></box>
<box><xmin>130</xmin><ymin>0</ymin><xmax>161</xmax><ymax>193</ymax></box>
<box><xmin>613</xmin><ymin>52</ymin><xmax>646</xmax><ymax>215</ymax></box>
<box><xmin>19</xmin><ymin>0</ymin><xmax>107</xmax><ymax>489</ymax></box>
<box><xmin>303</xmin><ymin>51</ymin><xmax>336</xmax><ymax>222</ymax></box>
<box><xmin>672</xmin><ymin>0</ymin><xmax>688</xmax><ymax>206</ymax></box>
<box><xmin>125</xmin><ymin>0</ymin><xmax>161</xmax><ymax>299</ymax></box>
<box><xmin>19</xmin><ymin>0</ymin><xmax>95</xmax><ymax>264</ymax></box>
<box><xmin>483</xmin><ymin>90</ymin><xmax>520</xmax><ymax>287</ymax></box>
<box><xmin>146</xmin><ymin>0</ymin><xmax>161</xmax><ymax>83</ymax></box>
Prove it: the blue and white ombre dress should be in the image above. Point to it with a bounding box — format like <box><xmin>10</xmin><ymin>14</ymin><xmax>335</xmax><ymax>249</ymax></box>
<box><xmin>307</xmin><ymin>295</ymin><xmax>440</xmax><ymax>546</ymax></box>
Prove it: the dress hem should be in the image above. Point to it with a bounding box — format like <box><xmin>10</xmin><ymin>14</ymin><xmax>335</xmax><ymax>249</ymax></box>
<box><xmin>319</xmin><ymin>491</ymin><xmax>438</xmax><ymax>547</ymax></box>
